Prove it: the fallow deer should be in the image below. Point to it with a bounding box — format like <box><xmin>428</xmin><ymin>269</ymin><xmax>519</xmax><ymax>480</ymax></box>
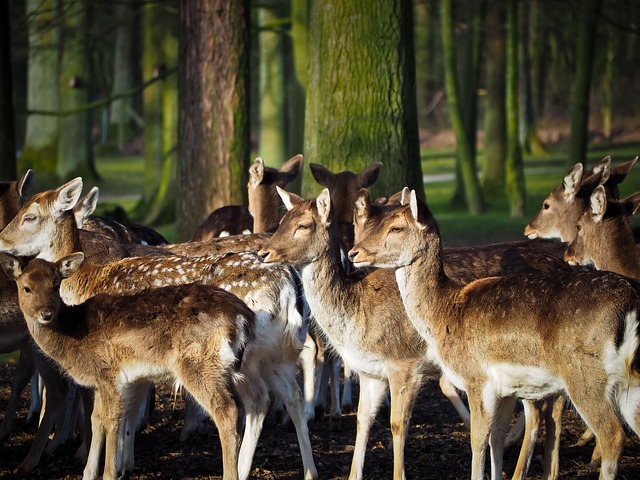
<box><xmin>258</xmin><ymin>187</ymin><xmax>471</xmax><ymax>480</ymax></box>
<box><xmin>0</xmin><ymin>177</ymin><xmax>318</xmax><ymax>480</ymax></box>
<box><xmin>193</xmin><ymin>154</ymin><xmax>304</xmax><ymax>240</ymax></box>
<box><xmin>0</xmin><ymin>251</ymin><xmax>254</xmax><ymax>480</ymax></box>
<box><xmin>348</xmin><ymin>188</ymin><xmax>640</xmax><ymax>480</ymax></box>
<box><xmin>565</xmin><ymin>185</ymin><xmax>640</xmax><ymax>278</ymax></box>
<box><xmin>525</xmin><ymin>157</ymin><xmax>638</xmax><ymax>243</ymax></box>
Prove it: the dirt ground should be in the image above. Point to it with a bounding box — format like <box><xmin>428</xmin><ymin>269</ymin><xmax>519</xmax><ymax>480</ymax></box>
<box><xmin>1</xmin><ymin>361</ymin><xmax>640</xmax><ymax>480</ymax></box>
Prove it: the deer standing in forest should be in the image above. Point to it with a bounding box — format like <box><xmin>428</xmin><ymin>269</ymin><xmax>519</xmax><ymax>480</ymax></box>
<box><xmin>348</xmin><ymin>188</ymin><xmax>640</xmax><ymax>480</ymax></box>
<box><xmin>0</xmin><ymin>252</ymin><xmax>254</xmax><ymax>480</ymax></box>
<box><xmin>0</xmin><ymin>178</ymin><xmax>318</xmax><ymax>480</ymax></box>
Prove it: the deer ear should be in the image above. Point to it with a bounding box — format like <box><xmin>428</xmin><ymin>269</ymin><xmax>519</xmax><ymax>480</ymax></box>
<box><xmin>563</xmin><ymin>164</ymin><xmax>583</xmax><ymax>201</ymax></box>
<box><xmin>409</xmin><ymin>190</ymin><xmax>420</xmax><ymax>221</ymax></box>
<box><xmin>279</xmin><ymin>154</ymin><xmax>304</xmax><ymax>178</ymax></box>
<box><xmin>354</xmin><ymin>188</ymin><xmax>370</xmax><ymax>221</ymax></box>
<box><xmin>309</xmin><ymin>163</ymin><xmax>334</xmax><ymax>187</ymax></box>
<box><xmin>54</xmin><ymin>178</ymin><xmax>83</xmax><ymax>216</ymax></box>
<box><xmin>622</xmin><ymin>191</ymin><xmax>640</xmax><ymax>216</ymax></box>
<box><xmin>590</xmin><ymin>186</ymin><xmax>607</xmax><ymax>223</ymax></box>
<box><xmin>248</xmin><ymin>157</ymin><xmax>265</xmax><ymax>187</ymax></box>
<box><xmin>16</xmin><ymin>169</ymin><xmax>34</xmax><ymax>199</ymax></box>
<box><xmin>0</xmin><ymin>252</ymin><xmax>23</xmax><ymax>281</ymax></box>
<box><xmin>276</xmin><ymin>186</ymin><xmax>303</xmax><ymax>211</ymax></box>
<box><xmin>399</xmin><ymin>187</ymin><xmax>411</xmax><ymax>206</ymax></box>
<box><xmin>316</xmin><ymin>189</ymin><xmax>332</xmax><ymax>225</ymax></box>
<box><xmin>356</xmin><ymin>162</ymin><xmax>383</xmax><ymax>188</ymax></box>
<box><xmin>589</xmin><ymin>156</ymin><xmax>611</xmax><ymax>177</ymax></box>
<box><xmin>74</xmin><ymin>187</ymin><xmax>99</xmax><ymax>228</ymax></box>
<box><xmin>56</xmin><ymin>252</ymin><xmax>85</xmax><ymax>278</ymax></box>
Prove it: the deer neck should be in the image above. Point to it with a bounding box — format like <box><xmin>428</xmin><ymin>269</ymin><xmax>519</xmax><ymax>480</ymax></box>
<box><xmin>595</xmin><ymin>228</ymin><xmax>640</xmax><ymax>280</ymax></box>
<box><xmin>40</xmin><ymin>213</ymin><xmax>83</xmax><ymax>262</ymax></box>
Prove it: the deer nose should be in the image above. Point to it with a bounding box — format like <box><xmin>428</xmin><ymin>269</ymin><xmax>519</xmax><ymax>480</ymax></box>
<box><xmin>347</xmin><ymin>249</ymin><xmax>359</xmax><ymax>262</ymax></box>
<box><xmin>39</xmin><ymin>308</ymin><xmax>54</xmax><ymax>323</ymax></box>
<box><xmin>257</xmin><ymin>249</ymin><xmax>270</xmax><ymax>262</ymax></box>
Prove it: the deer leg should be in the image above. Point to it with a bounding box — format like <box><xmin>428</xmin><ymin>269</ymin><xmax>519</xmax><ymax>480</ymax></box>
<box><xmin>26</xmin><ymin>369</ymin><xmax>43</xmax><ymax>424</ymax></box>
<box><xmin>327</xmin><ymin>351</ymin><xmax>343</xmax><ymax>431</ymax></box>
<box><xmin>466</xmin><ymin>389</ymin><xmax>492</xmax><ymax>480</ymax></box>
<box><xmin>267</xmin><ymin>361</ymin><xmax>318</xmax><ymax>480</ymax></box>
<box><xmin>541</xmin><ymin>394</ymin><xmax>564</xmax><ymax>480</ymax></box>
<box><xmin>299</xmin><ymin>332</ymin><xmax>317</xmax><ymax>422</ymax></box>
<box><xmin>388</xmin><ymin>369</ymin><xmax>423</xmax><ymax>480</ymax></box>
<box><xmin>511</xmin><ymin>399</ymin><xmax>541</xmax><ymax>480</ymax></box>
<box><xmin>488</xmin><ymin>396</ymin><xmax>517</xmax><ymax>480</ymax></box>
<box><xmin>349</xmin><ymin>374</ymin><xmax>388</xmax><ymax>480</ymax></box>
<box><xmin>117</xmin><ymin>382</ymin><xmax>153</xmax><ymax>477</ymax></box>
<box><xmin>181</xmin><ymin>393</ymin><xmax>208</xmax><ymax>442</ymax></box>
<box><xmin>83</xmin><ymin>390</ymin><xmax>104</xmax><ymax>480</ymax></box>
<box><xmin>0</xmin><ymin>347</ymin><xmax>34</xmax><ymax>442</ymax></box>
<box><xmin>100</xmin><ymin>389</ymin><xmax>124</xmax><ymax>480</ymax></box>
<box><xmin>341</xmin><ymin>363</ymin><xmax>353</xmax><ymax>413</ymax></box>
<box><xmin>438</xmin><ymin>375</ymin><xmax>470</xmax><ymax>429</ymax></box>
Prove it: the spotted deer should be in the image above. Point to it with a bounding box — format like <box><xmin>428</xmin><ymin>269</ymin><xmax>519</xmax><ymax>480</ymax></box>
<box><xmin>348</xmin><ymin>188</ymin><xmax>640</xmax><ymax>480</ymax></box>
<box><xmin>565</xmin><ymin>186</ymin><xmax>640</xmax><ymax>278</ymax></box>
<box><xmin>258</xmin><ymin>187</ymin><xmax>471</xmax><ymax>480</ymax></box>
<box><xmin>0</xmin><ymin>178</ymin><xmax>317</xmax><ymax>480</ymax></box>
<box><xmin>525</xmin><ymin>157</ymin><xmax>638</xmax><ymax>243</ymax></box>
<box><xmin>354</xmin><ymin>187</ymin><xmax>578</xmax><ymax>479</ymax></box>
<box><xmin>193</xmin><ymin>154</ymin><xmax>304</xmax><ymax>240</ymax></box>
<box><xmin>0</xmin><ymin>252</ymin><xmax>254</xmax><ymax>480</ymax></box>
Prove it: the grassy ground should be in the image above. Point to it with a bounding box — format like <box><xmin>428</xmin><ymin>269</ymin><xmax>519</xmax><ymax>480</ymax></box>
<box><xmin>91</xmin><ymin>142</ymin><xmax>640</xmax><ymax>247</ymax></box>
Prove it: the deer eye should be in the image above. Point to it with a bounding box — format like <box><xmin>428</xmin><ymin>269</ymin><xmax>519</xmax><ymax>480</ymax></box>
<box><xmin>576</xmin><ymin>223</ymin><xmax>582</xmax><ymax>232</ymax></box>
<box><xmin>542</xmin><ymin>202</ymin><xmax>550</xmax><ymax>210</ymax></box>
<box><xmin>22</xmin><ymin>214</ymin><xmax>36</xmax><ymax>223</ymax></box>
<box><xmin>23</xmin><ymin>286</ymin><xmax>31</xmax><ymax>294</ymax></box>
<box><xmin>297</xmin><ymin>223</ymin><xmax>311</xmax><ymax>231</ymax></box>
<box><xmin>390</xmin><ymin>226</ymin><xmax>404</xmax><ymax>233</ymax></box>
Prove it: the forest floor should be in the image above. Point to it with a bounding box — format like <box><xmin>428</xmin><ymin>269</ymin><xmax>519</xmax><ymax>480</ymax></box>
<box><xmin>2</xmin><ymin>361</ymin><xmax>640</xmax><ymax>480</ymax></box>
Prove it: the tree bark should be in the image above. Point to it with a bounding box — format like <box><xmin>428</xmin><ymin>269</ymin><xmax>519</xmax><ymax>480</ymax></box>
<box><xmin>439</xmin><ymin>0</ymin><xmax>483</xmax><ymax>214</ymax></box>
<box><xmin>0</xmin><ymin>0</ymin><xmax>17</xmax><ymax>180</ymax></box>
<box><xmin>177</xmin><ymin>0</ymin><xmax>250</xmax><ymax>241</ymax></box>
<box><xmin>20</xmin><ymin>0</ymin><xmax>60</xmax><ymax>184</ymax></box>
<box><xmin>303</xmin><ymin>0</ymin><xmax>423</xmax><ymax>201</ymax></box>
<box><xmin>568</xmin><ymin>0</ymin><xmax>602</xmax><ymax>167</ymax></box>
<box><xmin>57</xmin><ymin>0</ymin><xmax>96</xmax><ymax>181</ymax></box>
<box><xmin>505</xmin><ymin>0</ymin><xmax>526</xmax><ymax>217</ymax></box>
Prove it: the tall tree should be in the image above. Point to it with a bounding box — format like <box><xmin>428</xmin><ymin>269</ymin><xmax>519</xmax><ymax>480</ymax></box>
<box><xmin>505</xmin><ymin>0</ymin><xmax>525</xmax><ymax>217</ymax></box>
<box><xmin>0</xmin><ymin>0</ymin><xmax>17</xmax><ymax>180</ymax></box>
<box><xmin>258</xmin><ymin>1</ymin><xmax>287</xmax><ymax>167</ymax></box>
<box><xmin>177</xmin><ymin>0</ymin><xmax>250</xmax><ymax>241</ymax></box>
<box><xmin>20</xmin><ymin>0</ymin><xmax>60</xmax><ymax>185</ymax></box>
<box><xmin>57</xmin><ymin>0</ymin><xmax>97</xmax><ymax>180</ymax></box>
<box><xmin>303</xmin><ymin>0</ymin><xmax>423</xmax><ymax>200</ymax></box>
<box><xmin>481</xmin><ymin>0</ymin><xmax>506</xmax><ymax>198</ymax></box>
<box><xmin>568</xmin><ymin>0</ymin><xmax>602</xmax><ymax>166</ymax></box>
<box><xmin>439</xmin><ymin>0</ymin><xmax>483</xmax><ymax>214</ymax></box>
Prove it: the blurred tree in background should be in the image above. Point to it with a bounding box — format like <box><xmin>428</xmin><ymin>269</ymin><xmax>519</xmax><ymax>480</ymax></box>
<box><xmin>2</xmin><ymin>0</ymin><xmax>640</xmax><ymax>228</ymax></box>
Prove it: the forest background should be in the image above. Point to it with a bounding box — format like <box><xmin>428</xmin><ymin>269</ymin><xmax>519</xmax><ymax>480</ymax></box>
<box><xmin>1</xmin><ymin>0</ymin><xmax>639</xmax><ymax>243</ymax></box>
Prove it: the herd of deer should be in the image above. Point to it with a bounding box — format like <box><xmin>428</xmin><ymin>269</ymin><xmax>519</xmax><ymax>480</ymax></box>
<box><xmin>1</xmin><ymin>153</ymin><xmax>640</xmax><ymax>480</ymax></box>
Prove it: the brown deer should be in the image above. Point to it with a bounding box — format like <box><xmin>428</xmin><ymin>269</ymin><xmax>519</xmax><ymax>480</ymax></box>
<box><xmin>0</xmin><ymin>251</ymin><xmax>254</xmax><ymax>480</ymax></box>
<box><xmin>0</xmin><ymin>178</ymin><xmax>318</xmax><ymax>480</ymax></box>
<box><xmin>348</xmin><ymin>188</ymin><xmax>640</xmax><ymax>480</ymax></box>
<box><xmin>565</xmin><ymin>185</ymin><xmax>640</xmax><ymax>278</ymax></box>
<box><xmin>193</xmin><ymin>154</ymin><xmax>304</xmax><ymax>240</ymax></box>
<box><xmin>258</xmin><ymin>187</ymin><xmax>471</xmax><ymax>480</ymax></box>
<box><xmin>525</xmin><ymin>157</ymin><xmax>637</xmax><ymax>243</ymax></box>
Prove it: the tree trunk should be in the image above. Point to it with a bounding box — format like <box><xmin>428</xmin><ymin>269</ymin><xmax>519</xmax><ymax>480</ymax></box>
<box><xmin>303</xmin><ymin>0</ymin><xmax>423</xmax><ymax>201</ymax></box>
<box><xmin>57</xmin><ymin>0</ymin><xmax>96</xmax><ymax>181</ymax></box>
<box><xmin>258</xmin><ymin>2</ymin><xmax>286</xmax><ymax>167</ymax></box>
<box><xmin>109</xmin><ymin>1</ymin><xmax>136</xmax><ymax>150</ymax></box>
<box><xmin>505</xmin><ymin>0</ymin><xmax>525</xmax><ymax>217</ymax></box>
<box><xmin>0</xmin><ymin>0</ymin><xmax>17</xmax><ymax>180</ymax></box>
<box><xmin>439</xmin><ymin>0</ymin><xmax>483</xmax><ymax>214</ymax></box>
<box><xmin>20</xmin><ymin>0</ymin><xmax>60</xmax><ymax>185</ymax></box>
<box><xmin>177</xmin><ymin>0</ymin><xmax>250</xmax><ymax>242</ymax></box>
<box><xmin>568</xmin><ymin>0</ymin><xmax>602</xmax><ymax>167</ymax></box>
<box><xmin>481</xmin><ymin>0</ymin><xmax>506</xmax><ymax>197</ymax></box>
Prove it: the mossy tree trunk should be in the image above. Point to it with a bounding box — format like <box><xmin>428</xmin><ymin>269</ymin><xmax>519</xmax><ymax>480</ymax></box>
<box><xmin>568</xmin><ymin>0</ymin><xmax>602</xmax><ymax>167</ymax></box>
<box><xmin>177</xmin><ymin>0</ymin><xmax>250</xmax><ymax>241</ymax></box>
<box><xmin>505</xmin><ymin>0</ymin><xmax>525</xmax><ymax>217</ymax></box>
<box><xmin>20</xmin><ymin>0</ymin><xmax>60</xmax><ymax>185</ymax></box>
<box><xmin>303</xmin><ymin>0</ymin><xmax>423</xmax><ymax>201</ymax></box>
<box><xmin>0</xmin><ymin>0</ymin><xmax>17</xmax><ymax>180</ymax></box>
<box><xmin>258</xmin><ymin>1</ymin><xmax>287</xmax><ymax>167</ymax></box>
<box><xmin>439</xmin><ymin>0</ymin><xmax>483</xmax><ymax>214</ymax></box>
<box><xmin>57</xmin><ymin>0</ymin><xmax>97</xmax><ymax>181</ymax></box>
<box><xmin>481</xmin><ymin>0</ymin><xmax>506</xmax><ymax>198</ymax></box>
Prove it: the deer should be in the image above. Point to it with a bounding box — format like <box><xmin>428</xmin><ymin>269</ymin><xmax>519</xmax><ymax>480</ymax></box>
<box><xmin>524</xmin><ymin>156</ymin><xmax>638</xmax><ymax>244</ymax></box>
<box><xmin>348</xmin><ymin>188</ymin><xmax>640</xmax><ymax>480</ymax></box>
<box><xmin>0</xmin><ymin>176</ymin><xmax>318</xmax><ymax>480</ymax></box>
<box><xmin>257</xmin><ymin>186</ymin><xmax>471</xmax><ymax>480</ymax></box>
<box><xmin>0</xmin><ymin>251</ymin><xmax>254</xmax><ymax>480</ymax></box>
<box><xmin>193</xmin><ymin>154</ymin><xmax>304</xmax><ymax>240</ymax></box>
<box><xmin>564</xmin><ymin>185</ymin><xmax>640</xmax><ymax>279</ymax></box>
